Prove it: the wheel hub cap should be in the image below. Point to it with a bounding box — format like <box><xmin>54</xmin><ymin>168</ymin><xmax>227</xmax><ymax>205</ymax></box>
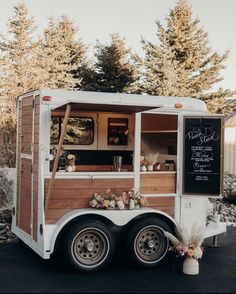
<box><xmin>83</xmin><ymin>239</ymin><xmax>95</xmax><ymax>252</ymax></box>
<box><xmin>134</xmin><ymin>225</ymin><xmax>168</xmax><ymax>263</ymax></box>
<box><xmin>146</xmin><ymin>238</ymin><xmax>155</xmax><ymax>249</ymax></box>
<box><xmin>71</xmin><ymin>228</ymin><xmax>109</xmax><ymax>268</ymax></box>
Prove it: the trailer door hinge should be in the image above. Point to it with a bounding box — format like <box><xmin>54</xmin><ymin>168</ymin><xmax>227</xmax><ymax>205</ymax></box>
<box><xmin>32</xmin><ymin>99</ymin><xmax>35</xmax><ymax>109</ymax></box>
<box><xmin>31</xmin><ymin>163</ymin><xmax>33</xmax><ymax>173</ymax></box>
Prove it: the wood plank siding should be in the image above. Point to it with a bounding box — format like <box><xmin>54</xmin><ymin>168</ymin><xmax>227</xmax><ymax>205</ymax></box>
<box><xmin>45</xmin><ymin>178</ymin><xmax>134</xmax><ymax>223</ymax></box>
<box><xmin>16</xmin><ymin>95</ymin><xmax>40</xmax><ymax>241</ymax></box>
<box><xmin>21</xmin><ymin>98</ymin><xmax>33</xmax><ymax>155</ymax></box>
<box><xmin>140</xmin><ymin>173</ymin><xmax>176</xmax><ymax>194</ymax></box>
<box><xmin>45</xmin><ymin>174</ymin><xmax>176</xmax><ymax>223</ymax></box>
<box><xmin>16</xmin><ymin>100</ymin><xmax>22</xmax><ymax>227</ymax></box>
<box><xmin>145</xmin><ymin>196</ymin><xmax>175</xmax><ymax>218</ymax></box>
<box><xmin>140</xmin><ymin>172</ymin><xmax>176</xmax><ymax>218</ymax></box>
<box><xmin>32</xmin><ymin>95</ymin><xmax>40</xmax><ymax>241</ymax></box>
<box><xmin>18</xmin><ymin>157</ymin><xmax>32</xmax><ymax>234</ymax></box>
<box><xmin>16</xmin><ymin>96</ymin><xmax>33</xmax><ymax>234</ymax></box>
<box><xmin>141</xmin><ymin>113</ymin><xmax>177</xmax><ymax>132</ymax></box>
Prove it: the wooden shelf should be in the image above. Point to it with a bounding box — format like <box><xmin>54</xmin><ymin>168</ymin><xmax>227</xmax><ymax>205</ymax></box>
<box><xmin>141</xmin><ymin>130</ymin><xmax>177</xmax><ymax>133</ymax></box>
<box><xmin>140</xmin><ymin>171</ymin><xmax>176</xmax><ymax>174</ymax></box>
<box><xmin>58</xmin><ymin>164</ymin><xmax>133</xmax><ymax>172</ymax></box>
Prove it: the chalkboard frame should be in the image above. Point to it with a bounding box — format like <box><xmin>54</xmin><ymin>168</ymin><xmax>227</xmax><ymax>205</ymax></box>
<box><xmin>182</xmin><ymin>116</ymin><xmax>224</xmax><ymax>196</ymax></box>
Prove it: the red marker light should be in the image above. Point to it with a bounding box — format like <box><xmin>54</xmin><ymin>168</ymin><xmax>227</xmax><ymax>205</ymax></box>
<box><xmin>43</xmin><ymin>96</ymin><xmax>52</xmax><ymax>102</ymax></box>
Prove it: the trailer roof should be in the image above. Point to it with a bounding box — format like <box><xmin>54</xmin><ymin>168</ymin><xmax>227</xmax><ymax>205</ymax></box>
<box><xmin>19</xmin><ymin>89</ymin><xmax>208</xmax><ymax>113</ymax></box>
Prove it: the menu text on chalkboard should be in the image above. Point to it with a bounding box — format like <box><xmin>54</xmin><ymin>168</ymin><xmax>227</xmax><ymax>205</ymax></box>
<box><xmin>183</xmin><ymin>117</ymin><xmax>222</xmax><ymax>195</ymax></box>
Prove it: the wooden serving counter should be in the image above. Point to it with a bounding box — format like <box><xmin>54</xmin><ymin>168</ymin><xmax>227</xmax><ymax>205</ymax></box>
<box><xmin>63</xmin><ymin>164</ymin><xmax>133</xmax><ymax>172</ymax></box>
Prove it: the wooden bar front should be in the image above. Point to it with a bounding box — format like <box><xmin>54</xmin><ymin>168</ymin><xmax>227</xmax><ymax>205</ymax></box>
<box><xmin>45</xmin><ymin>178</ymin><xmax>134</xmax><ymax>223</ymax></box>
<box><xmin>140</xmin><ymin>172</ymin><xmax>176</xmax><ymax>218</ymax></box>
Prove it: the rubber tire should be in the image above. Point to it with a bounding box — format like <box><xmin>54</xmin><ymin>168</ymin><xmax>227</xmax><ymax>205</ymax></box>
<box><xmin>126</xmin><ymin>218</ymin><xmax>170</xmax><ymax>268</ymax></box>
<box><xmin>63</xmin><ymin>221</ymin><xmax>115</xmax><ymax>273</ymax></box>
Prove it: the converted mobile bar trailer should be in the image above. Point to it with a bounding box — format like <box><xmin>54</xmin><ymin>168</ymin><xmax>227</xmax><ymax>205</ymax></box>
<box><xmin>12</xmin><ymin>89</ymin><xmax>226</xmax><ymax>272</ymax></box>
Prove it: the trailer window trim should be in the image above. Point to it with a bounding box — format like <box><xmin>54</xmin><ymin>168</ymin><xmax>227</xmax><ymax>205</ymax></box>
<box><xmin>50</xmin><ymin>116</ymin><xmax>95</xmax><ymax>146</ymax></box>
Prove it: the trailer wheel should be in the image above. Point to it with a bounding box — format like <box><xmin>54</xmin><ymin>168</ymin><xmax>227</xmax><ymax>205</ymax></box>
<box><xmin>126</xmin><ymin>218</ymin><xmax>170</xmax><ymax>268</ymax></box>
<box><xmin>64</xmin><ymin>221</ymin><xmax>115</xmax><ymax>272</ymax></box>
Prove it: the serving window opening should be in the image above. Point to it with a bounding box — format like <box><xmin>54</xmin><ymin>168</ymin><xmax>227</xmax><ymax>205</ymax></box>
<box><xmin>51</xmin><ymin>116</ymin><xmax>95</xmax><ymax>145</ymax></box>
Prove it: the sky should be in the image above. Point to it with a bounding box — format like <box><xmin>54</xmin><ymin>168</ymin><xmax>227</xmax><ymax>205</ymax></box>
<box><xmin>0</xmin><ymin>0</ymin><xmax>235</xmax><ymax>91</ymax></box>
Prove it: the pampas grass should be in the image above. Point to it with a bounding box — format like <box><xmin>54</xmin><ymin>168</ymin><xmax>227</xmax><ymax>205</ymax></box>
<box><xmin>164</xmin><ymin>222</ymin><xmax>205</xmax><ymax>259</ymax></box>
<box><xmin>144</xmin><ymin>150</ymin><xmax>159</xmax><ymax>165</ymax></box>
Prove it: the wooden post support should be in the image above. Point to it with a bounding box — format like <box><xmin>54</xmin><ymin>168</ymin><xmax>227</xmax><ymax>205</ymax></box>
<box><xmin>44</xmin><ymin>103</ymin><xmax>71</xmax><ymax>214</ymax></box>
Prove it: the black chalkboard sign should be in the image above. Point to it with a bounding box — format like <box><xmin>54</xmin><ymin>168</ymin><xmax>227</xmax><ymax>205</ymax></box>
<box><xmin>183</xmin><ymin>117</ymin><xmax>222</xmax><ymax>195</ymax></box>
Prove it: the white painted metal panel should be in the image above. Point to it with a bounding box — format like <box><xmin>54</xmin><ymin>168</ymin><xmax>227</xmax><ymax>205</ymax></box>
<box><xmin>224</xmin><ymin>127</ymin><xmax>236</xmax><ymax>175</ymax></box>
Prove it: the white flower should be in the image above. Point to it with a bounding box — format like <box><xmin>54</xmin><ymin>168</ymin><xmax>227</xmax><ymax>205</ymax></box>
<box><xmin>95</xmin><ymin>194</ymin><xmax>102</xmax><ymax>202</ymax></box>
<box><xmin>129</xmin><ymin>199</ymin><xmax>135</xmax><ymax>210</ymax></box>
<box><xmin>117</xmin><ymin>200</ymin><xmax>125</xmax><ymax>210</ymax></box>
<box><xmin>89</xmin><ymin>199</ymin><xmax>98</xmax><ymax>208</ymax></box>
<box><xmin>109</xmin><ymin>200</ymin><xmax>116</xmax><ymax>208</ymax></box>
<box><xmin>67</xmin><ymin>154</ymin><xmax>75</xmax><ymax>161</ymax></box>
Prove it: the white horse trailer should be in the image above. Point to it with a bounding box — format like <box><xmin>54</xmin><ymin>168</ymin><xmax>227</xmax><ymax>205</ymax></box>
<box><xmin>12</xmin><ymin>89</ymin><xmax>226</xmax><ymax>272</ymax></box>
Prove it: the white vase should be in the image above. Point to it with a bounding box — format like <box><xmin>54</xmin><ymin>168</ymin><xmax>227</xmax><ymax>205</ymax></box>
<box><xmin>183</xmin><ymin>256</ymin><xmax>199</xmax><ymax>275</ymax></box>
<box><xmin>147</xmin><ymin>165</ymin><xmax>153</xmax><ymax>171</ymax></box>
<box><xmin>141</xmin><ymin>165</ymin><xmax>147</xmax><ymax>172</ymax></box>
<box><xmin>66</xmin><ymin>164</ymin><xmax>76</xmax><ymax>172</ymax></box>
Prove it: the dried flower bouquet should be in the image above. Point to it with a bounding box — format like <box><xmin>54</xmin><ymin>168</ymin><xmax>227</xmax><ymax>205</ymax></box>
<box><xmin>164</xmin><ymin>223</ymin><xmax>205</xmax><ymax>260</ymax></box>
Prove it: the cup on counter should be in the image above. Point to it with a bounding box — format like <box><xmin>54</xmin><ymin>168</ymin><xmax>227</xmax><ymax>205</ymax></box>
<box><xmin>113</xmin><ymin>156</ymin><xmax>122</xmax><ymax>172</ymax></box>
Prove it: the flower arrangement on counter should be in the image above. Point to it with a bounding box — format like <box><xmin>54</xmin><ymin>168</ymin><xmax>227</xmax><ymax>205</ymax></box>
<box><xmin>140</xmin><ymin>150</ymin><xmax>159</xmax><ymax>171</ymax></box>
<box><xmin>66</xmin><ymin>153</ymin><xmax>77</xmax><ymax>172</ymax></box>
<box><xmin>89</xmin><ymin>189</ymin><xmax>147</xmax><ymax>210</ymax></box>
<box><xmin>164</xmin><ymin>223</ymin><xmax>204</xmax><ymax>260</ymax></box>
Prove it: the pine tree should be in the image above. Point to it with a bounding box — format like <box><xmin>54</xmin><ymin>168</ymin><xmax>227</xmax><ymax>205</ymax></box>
<box><xmin>86</xmin><ymin>33</ymin><xmax>140</xmax><ymax>93</ymax></box>
<box><xmin>141</xmin><ymin>0</ymin><xmax>235</xmax><ymax>114</ymax></box>
<box><xmin>0</xmin><ymin>3</ymin><xmax>38</xmax><ymax>166</ymax></box>
<box><xmin>39</xmin><ymin>15</ymin><xmax>88</xmax><ymax>89</ymax></box>
<box><xmin>1</xmin><ymin>3</ymin><xmax>39</xmax><ymax>97</ymax></box>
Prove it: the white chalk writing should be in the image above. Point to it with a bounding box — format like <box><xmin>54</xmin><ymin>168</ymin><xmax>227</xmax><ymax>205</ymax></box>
<box><xmin>186</xmin><ymin>127</ymin><xmax>219</xmax><ymax>146</ymax></box>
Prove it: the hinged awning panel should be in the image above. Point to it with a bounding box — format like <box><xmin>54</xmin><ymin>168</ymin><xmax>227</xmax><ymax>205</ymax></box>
<box><xmin>52</xmin><ymin>102</ymin><xmax>162</xmax><ymax>113</ymax></box>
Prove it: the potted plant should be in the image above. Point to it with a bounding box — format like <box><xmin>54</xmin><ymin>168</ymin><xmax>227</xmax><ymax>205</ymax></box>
<box><xmin>140</xmin><ymin>155</ymin><xmax>147</xmax><ymax>172</ymax></box>
<box><xmin>144</xmin><ymin>151</ymin><xmax>159</xmax><ymax>171</ymax></box>
<box><xmin>66</xmin><ymin>154</ymin><xmax>76</xmax><ymax>172</ymax></box>
<box><xmin>164</xmin><ymin>224</ymin><xmax>204</xmax><ymax>275</ymax></box>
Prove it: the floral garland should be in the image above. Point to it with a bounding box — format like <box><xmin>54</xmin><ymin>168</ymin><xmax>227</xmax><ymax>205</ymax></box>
<box><xmin>89</xmin><ymin>189</ymin><xmax>147</xmax><ymax>210</ymax></box>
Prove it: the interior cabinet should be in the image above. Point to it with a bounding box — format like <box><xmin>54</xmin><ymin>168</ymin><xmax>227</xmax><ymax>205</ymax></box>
<box><xmin>141</xmin><ymin>113</ymin><xmax>178</xmax><ymax>132</ymax></box>
<box><xmin>98</xmin><ymin>113</ymin><xmax>135</xmax><ymax>150</ymax></box>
